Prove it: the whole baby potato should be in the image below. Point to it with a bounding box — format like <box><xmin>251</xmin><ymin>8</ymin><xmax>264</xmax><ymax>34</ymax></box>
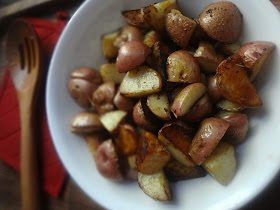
<box><xmin>116</xmin><ymin>41</ymin><xmax>151</xmax><ymax>73</ymax></box>
<box><xmin>199</xmin><ymin>1</ymin><xmax>242</xmax><ymax>43</ymax></box>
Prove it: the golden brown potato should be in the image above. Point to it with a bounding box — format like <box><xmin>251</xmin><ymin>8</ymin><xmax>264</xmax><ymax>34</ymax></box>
<box><xmin>138</xmin><ymin>170</ymin><xmax>171</xmax><ymax>201</ymax></box>
<box><xmin>189</xmin><ymin>117</ymin><xmax>230</xmax><ymax>165</ymax></box>
<box><xmin>164</xmin><ymin>159</ymin><xmax>206</xmax><ymax>181</ymax></box>
<box><xmin>238</xmin><ymin>41</ymin><xmax>275</xmax><ymax>81</ymax></box>
<box><xmin>116</xmin><ymin>41</ymin><xmax>151</xmax><ymax>73</ymax></box>
<box><xmin>171</xmin><ymin>83</ymin><xmax>207</xmax><ymax>118</ymax></box>
<box><xmin>146</xmin><ymin>92</ymin><xmax>171</xmax><ymax>121</ymax></box>
<box><xmin>158</xmin><ymin>122</ymin><xmax>195</xmax><ymax>167</ymax></box>
<box><xmin>182</xmin><ymin>94</ymin><xmax>213</xmax><ymax>122</ymax></box>
<box><xmin>101</xmin><ymin>30</ymin><xmax>119</xmax><ymax>59</ymax></box>
<box><xmin>216</xmin><ymin>111</ymin><xmax>248</xmax><ymax>145</ymax></box>
<box><xmin>216</xmin><ymin>99</ymin><xmax>245</xmax><ymax>112</ymax></box>
<box><xmin>99</xmin><ymin>110</ymin><xmax>127</xmax><ymax>136</ymax></box>
<box><xmin>199</xmin><ymin>1</ymin><xmax>242</xmax><ymax>43</ymax></box>
<box><xmin>121</xmin><ymin>8</ymin><xmax>150</xmax><ymax>29</ymax></box>
<box><xmin>217</xmin><ymin>41</ymin><xmax>241</xmax><ymax>56</ymax></box>
<box><xmin>92</xmin><ymin>81</ymin><xmax>116</xmax><ymax>114</ymax></box>
<box><xmin>95</xmin><ymin>139</ymin><xmax>123</xmax><ymax>181</ymax></box>
<box><xmin>202</xmin><ymin>142</ymin><xmax>236</xmax><ymax>185</ymax></box>
<box><xmin>113</xmin><ymin>26</ymin><xmax>144</xmax><ymax>48</ymax></box>
<box><xmin>71</xmin><ymin>111</ymin><xmax>105</xmax><ymax>134</ymax></box>
<box><xmin>194</xmin><ymin>42</ymin><xmax>225</xmax><ymax>73</ymax></box>
<box><xmin>167</xmin><ymin>50</ymin><xmax>201</xmax><ymax>83</ymax></box>
<box><xmin>143</xmin><ymin>0</ymin><xmax>178</xmax><ymax>33</ymax></box>
<box><xmin>216</xmin><ymin>54</ymin><xmax>262</xmax><ymax>108</ymax></box>
<box><xmin>136</xmin><ymin>131</ymin><xmax>170</xmax><ymax>174</ymax></box>
<box><xmin>143</xmin><ymin>30</ymin><xmax>161</xmax><ymax>48</ymax></box>
<box><xmin>115</xmin><ymin>124</ymin><xmax>139</xmax><ymax>156</ymax></box>
<box><xmin>113</xmin><ymin>88</ymin><xmax>136</xmax><ymax>111</ymax></box>
<box><xmin>133</xmin><ymin>101</ymin><xmax>160</xmax><ymax>132</ymax></box>
<box><xmin>166</xmin><ymin>9</ymin><xmax>197</xmax><ymax>49</ymax></box>
<box><xmin>119</xmin><ymin>65</ymin><xmax>162</xmax><ymax>97</ymax></box>
<box><xmin>100</xmin><ymin>63</ymin><xmax>126</xmax><ymax>84</ymax></box>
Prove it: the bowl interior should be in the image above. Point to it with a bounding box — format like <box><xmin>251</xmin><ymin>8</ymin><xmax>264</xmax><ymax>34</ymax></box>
<box><xmin>46</xmin><ymin>0</ymin><xmax>280</xmax><ymax>209</ymax></box>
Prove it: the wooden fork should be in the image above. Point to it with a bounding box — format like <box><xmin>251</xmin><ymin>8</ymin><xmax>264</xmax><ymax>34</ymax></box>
<box><xmin>6</xmin><ymin>19</ymin><xmax>43</xmax><ymax>210</ymax></box>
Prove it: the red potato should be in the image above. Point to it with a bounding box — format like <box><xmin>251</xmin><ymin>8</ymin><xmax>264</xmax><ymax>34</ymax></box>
<box><xmin>113</xmin><ymin>26</ymin><xmax>144</xmax><ymax>48</ymax></box>
<box><xmin>86</xmin><ymin>132</ymin><xmax>110</xmax><ymax>158</ymax></box>
<box><xmin>71</xmin><ymin>67</ymin><xmax>103</xmax><ymax>84</ymax></box>
<box><xmin>99</xmin><ymin>63</ymin><xmax>126</xmax><ymax>84</ymax></box>
<box><xmin>167</xmin><ymin>50</ymin><xmax>201</xmax><ymax>83</ymax></box>
<box><xmin>189</xmin><ymin>117</ymin><xmax>230</xmax><ymax>165</ymax></box>
<box><xmin>207</xmin><ymin>75</ymin><xmax>222</xmax><ymax>102</ymax></box>
<box><xmin>182</xmin><ymin>94</ymin><xmax>213</xmax><ymax>123</ymax></box>
<box><xmin>101</xmin><ymin>31</ymin><xmax>119</xmax><ymax>59</ymax></box>
<box><xmin>171</xmin><ymin>83</ymin><xmax>207</xmax><ymax>118</ymax></box>
<box><xmin>95</xmin><ymin>139</ymin><xmax>123</xmax><ymax>181</ymax></box>
<box><xmin>133</xmin><ymin>101</ymin><xmax>160</xmax><ymax>131</ymax></box>
<box><xmin>116</xmin><ymin>41</ymin><xmax>151</xmax><ymax>73</ymax></box>
<box><xmin>216</xmin><ymin>99</ymin><xmax>245</xmax><ymax>112</ymax></box>
<box><xmin>217</xmin><ymin>41</ymin><xmax>241</xmax><ymax>56</ymax></box>
<box><xmin>113</xmin><ymin>88</ymin><xmax>136</xmax><ymax>111</ymax></box>
<box><xmin>238</xmin><ymin>41</ymin><xmax>275</xmax><ymax>81</ymax></box>
<box><xmin>194</xmin><ymin>42</ymin><xmax>225</xmax><ymax>73</ymax></box>
<box><xmin>216</xmin><ymin>54</ymin><xmax>262</xmax><ymax>108</ymax></box>
<box><xmin>92</xmin><ymin>81</ymin><xmax>116</xmax><ymax>114</ymax></box>
<box><xmin>165</xmin><ymin>9</ymin><xmax>197</xmax><ymax>49</ymax></box>
<box><xmin>70</xmin><ymin>111</ymin><xmax>105</xmax><ymax>134</ymax></box>
<box><xmin>121</xmin><ymin>8</ymin><xmax>150</xmax><ymax>29</ymax></box>
<box><xmin>143</xmin><ymin>30</ymin><xmax>161</xmax><ymax>48</ymax></box>
<box><xmin>216</xmin><ymin>111</ymin><xmax>248</xmax><ymax>145</ymax></box>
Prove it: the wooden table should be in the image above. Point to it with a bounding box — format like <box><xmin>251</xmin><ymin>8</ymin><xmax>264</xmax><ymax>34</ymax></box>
<box><xmin>0</xmin><ymin>1</ymin><xmax>280</xmax><ymax>209</ymax></box>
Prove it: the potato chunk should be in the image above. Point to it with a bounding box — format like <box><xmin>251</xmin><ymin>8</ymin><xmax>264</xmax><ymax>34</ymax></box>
<box><xmin>138</xmin><ymin>170</ymin><xmax>171</xmax><ymax>201</ymax></box>
<box><xmin>119</xmin><ymin>66</ymin><xmax>162</xmax><ymax>97</ymax></box>
<box><xmin>202</xmin><ymin>142</ymin><xmax>236</xmax><ymax>185</ymax></box>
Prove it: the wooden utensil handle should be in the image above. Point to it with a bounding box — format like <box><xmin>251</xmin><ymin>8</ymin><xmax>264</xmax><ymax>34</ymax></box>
<box><xmin>19</xmin><ymin>100</ymin><xmax>41</xmax><ymax>210</ymax></box>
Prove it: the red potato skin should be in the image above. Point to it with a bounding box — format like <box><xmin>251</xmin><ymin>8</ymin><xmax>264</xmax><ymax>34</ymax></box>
<box><xmin>207</xmin><ymin>75</ymin><xmax>222</xmax><ymax>102</ymax></box>
<box><xmin>114</xmin><ymin>26</ymin><xmax>144</xmax><ymax>48</ymax></box>
<box><xmin>113</xmin><ymin>89</ymin><xmax>136</xmax><ymax>111</ymax></box>
<box><xmin>116</xmin><ymin>41</ymin><xmax>151</xmax><ymax>73</ymax></box>
<box><xmin>219</xmin><ymin>113</ymin><xmax>248</xmax><ymax>145</ymax></box>
<box><xmin>95</xmin><ymin>139</ymin><xmax>123</xmax><ymax>181</ymax></box>
<box><xmin>189</xmin><ymin>117</ymin><xmax>230</xmax><ymax>165</ymax></box>
<box><xmin>71</xmin><ymin>67</ymin><xmax>103</xmax><ymax>85</ymax></box>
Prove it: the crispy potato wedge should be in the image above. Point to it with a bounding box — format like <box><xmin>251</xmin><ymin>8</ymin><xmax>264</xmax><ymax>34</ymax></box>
<box><xmin>143</xmin><ymin>0</ymin><xmax>178</xmax><ymax>33</ymax></box>
<box><xmin>189</xmin><ymin>117</ymin><xmax>230</xmax><ymax>165</ymax></box>
<box><xmin>167</xmin><ymin>50</ymin><xmax>201</xmax><ymax>83</ymax></box>
<box><xmin>146</xmin><ymin>92</ymin><xmax>171</xmax><ymax>121</ymax></box>
<box><xmin>216</xmin><ymin>99</ymin><xmax>245</xmax><ymax>112</ymax></box>
<box><xmin>238</xmin><ymin>41</ymin><xmax>275</xmax><ymax>81</ymax></box>
<box><xmin>164</xmin><ymin>159</ymin><xmax>206</xmax><ymax>181</ymax></box>
<box><xmin>136</xmin><ymin>131</ymin><xmax>170</xmax><ymax>174</ymax></box>
<box><xmin>138</xmin><ymin>170</ymin><xmax>171</xmax><ymax>201</ymax></box>
<box><xmin>99</xmin><ymin>110</ymin><xmax>127</xmax><ymax>136</ymax></box>
<box><xmin>101</xmin><ymin>30</ymin><xmax>119</xmax><ymax>59</ymax></box>
<box><xmin>158</xmin><ymin>122</ymin><xmax>195</xmax><ymax>167</ymax></box>
<box><xmin>100</xmin><ymin>63</ymin><xmax>126</xmax><ymax>84</ymax></box>
<box><xmin>216</xmin><ymin>111</ymin><xmax>248</xmax><ymax>145</ymax></box>
<box><xmin>216</xmin><ymin>54</ymin><xmax>262</xmax><ymax>108</ymax></box>
<box><xmin>121</xmin><ymin>8</ymin><xmax>150</xmax><ymax>29</ymax></box>
<box><xmin>202</xmin><ymin>142</ymin><xmax>236</xmax><ymax>185</ymax></box>
<box><xmin>115</xmin><ymin>124</ymin><xmax>139</xmax><ymax>156</ymax></box>
<box><xmin>171</xmin><ymin>83</ymin><xmax>207</xmax><ymax>118</ymax></box>
<box><xmin>119</xmin><ymin>65</ymin><xmax>162</xmax><ymax>97</ymax></box>
<box><xmin>166</xmin><ymin>9</ymin><xmax>197</xmax><ymax>49</ymax></box>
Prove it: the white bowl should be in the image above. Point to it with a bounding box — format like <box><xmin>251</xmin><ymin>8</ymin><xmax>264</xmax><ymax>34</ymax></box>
<box><xmin>46</xmin><ymin>0</ymin><xmax>280</xmax><ymax>209</ymax></box>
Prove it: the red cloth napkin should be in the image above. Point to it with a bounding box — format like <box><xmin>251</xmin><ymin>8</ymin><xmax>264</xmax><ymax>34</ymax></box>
<box><xmin>0</xmin><ymin>12</ymin><xmax>69</xmax><ymax>197</ymax></box>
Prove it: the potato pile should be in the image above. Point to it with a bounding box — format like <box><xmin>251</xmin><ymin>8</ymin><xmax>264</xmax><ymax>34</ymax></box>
<box><xmin>67</xmin><ymin>0</ymin><xmax>275</xmax><ymax>202</ymax></box>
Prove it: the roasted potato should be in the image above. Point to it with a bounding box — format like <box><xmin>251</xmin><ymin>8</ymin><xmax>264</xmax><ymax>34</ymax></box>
<box><xmin>202</xmin><ymin>142</ymin><xmax>236</xmax><ymax>185</ymax></box>
<box><xmin>100</xmin><ymin>63</ymin><xmax>126</xmax><ymax>84</ymax></box>
<box><xmin>138</xmin><ymin>170</ymin><xmax>171</xmax><ymax>201</ymax></box>
<box><xmin>167</xmin><ymin>50</ymin><xmax>201</xmax><ymax>83</ymax></box>
<box><xmin>136</xmin><ymin>131</ymin><xmax>170</xmax><ymax>174</ymax></box>
<box><xmin>113</xmin><ymin>26</ymin><xmax>144</xmax><ymax>48</ymax></box>
<box><xmin>113</xmin><ymin>88</ymin><xmax>136</xmax><ymax>111</ymax></box>
<box><xmin>101</xmin><ymin>30</ymin><xmax>119</xmax><ymax>59</ymax></box>
<box><xmin>119</xmin><ymin>65</ymin><xmax>162</xmax><ymax>97</ymax></box>
<box><xmin>216</xmin><ymin>99</ymin><xmax>245</xmax><ymax>112</ymax></box>
<box><xmin>121</xmin><ymin>8</ymin><xmax>150</xmax><ymax>29</ymax></box>
<box><xmin>206</xmin><ymin>75</ymin><xmax>222</xmax><ymax>102</ymax></box>
<box><xmin>189</xmin><ymin>117</ymin><xmax>230</xmax><ymax>165</ymax></box>
<box><xmin>86</xmin><ymin>132</ymin><xmax>110</xmax><ymax>158</ymax></box>
<box><xmin>143</xmin><ymin>30</ymin><xmax>161</xmax><ymax>48</ymax></box>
